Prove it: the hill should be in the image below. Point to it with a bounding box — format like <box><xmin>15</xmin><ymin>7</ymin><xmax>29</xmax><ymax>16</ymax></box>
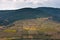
<box><xmin>0</xmin><ymin>7</ymin><xmax>60</xmax><ymax>40</ymax></box>
<box><xmin>0</xmin><ymin>18</ymin><xmax>60</xmax><ymax>40</ymax></box>
<box><xmin>0</xmin><ymin>7</ymin><xmax>60</xmax><ymax>26</ymax></box>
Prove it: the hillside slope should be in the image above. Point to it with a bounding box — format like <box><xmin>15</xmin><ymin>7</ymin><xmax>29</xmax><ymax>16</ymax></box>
<box><xmin>0</xmin><ymin>7</ymin><xmax>60</xmax><ymax>26</ymax></box>
<box><xmin>0</xmin><ymin>18</ymin><xmax>60</xmax><ymax>40</ymax></box>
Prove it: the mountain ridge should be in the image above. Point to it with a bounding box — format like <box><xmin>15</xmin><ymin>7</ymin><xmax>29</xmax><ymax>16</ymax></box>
<box><xmin>0</xmin><ymin>7</ymin><xmax>60</xmax><ymax>26</ymax></box>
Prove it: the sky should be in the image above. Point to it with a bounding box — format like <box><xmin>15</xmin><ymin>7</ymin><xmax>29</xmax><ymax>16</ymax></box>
<box><xmin>0</xmin><ymin>0</ymin><xmax>60</xmax><ymax>10</ymax></box>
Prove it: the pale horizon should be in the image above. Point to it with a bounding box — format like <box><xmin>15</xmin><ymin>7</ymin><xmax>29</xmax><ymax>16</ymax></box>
<box><xmin>0</xmin><ymin>0</ymin><xmax>60</xmax><ymax>10</ymax></box>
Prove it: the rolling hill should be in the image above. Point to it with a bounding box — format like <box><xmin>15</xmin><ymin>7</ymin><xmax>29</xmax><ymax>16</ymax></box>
<box><xmin>0</xmin><ymin>7</ymin><xmax>60</xmax><ymax>26</ymax></box>
<box><xmin>0</xmin><ymin>7</ymin><xmax>60</xmax><ymax>40</ymax></box>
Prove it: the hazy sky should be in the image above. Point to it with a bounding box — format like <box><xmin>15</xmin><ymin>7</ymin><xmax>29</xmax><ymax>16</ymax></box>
<box><xmin>0</xmin><ymin>0</ymin><xmax>60</xmax><ymax>10</ymax></box>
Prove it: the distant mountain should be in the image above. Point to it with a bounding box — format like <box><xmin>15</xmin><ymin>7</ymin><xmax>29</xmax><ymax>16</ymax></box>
<box><xmin>0</xmin><ymin>7</ymin><xmax>60</xmax><ymax>26</ymax></box>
